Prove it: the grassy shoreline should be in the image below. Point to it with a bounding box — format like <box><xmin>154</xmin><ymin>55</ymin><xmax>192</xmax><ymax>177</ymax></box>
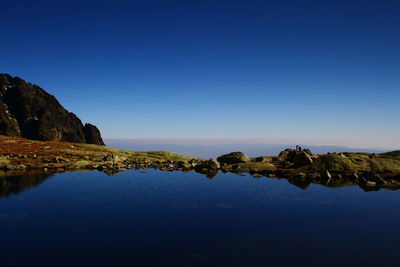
<box><xmin>0</xmin><ymin>135</ymin><xmax>399</xmax><ymax>191</ymax></box>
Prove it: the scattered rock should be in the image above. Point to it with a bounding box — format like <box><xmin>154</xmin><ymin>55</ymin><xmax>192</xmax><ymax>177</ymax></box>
<box><xmin>195</xmin><ymin>159</ymin><xmax>220</xmax><ymax>170</ymax></box>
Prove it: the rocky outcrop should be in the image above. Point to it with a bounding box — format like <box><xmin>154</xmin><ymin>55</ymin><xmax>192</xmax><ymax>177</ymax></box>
<box><xmin>279</xmin><ymin>148</ymin><xmax>297</xmax><ymax>161</ymax></box>
<box><xmin>0</xmin><ymin>74</ymin><xmax>104</xmax><ymax>145</ymax></box>
<box><xmin>0</xmin><ymin>101</ymin><xmax>20</xmax><ymax>137</ymax></box>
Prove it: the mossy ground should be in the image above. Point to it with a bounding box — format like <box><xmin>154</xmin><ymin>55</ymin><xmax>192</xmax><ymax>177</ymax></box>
<box><xmin>228</xmin><ymin>161</ymin><xmax>277</xmax><ymax>172</ymax></box>
<box><xmin>307</xmin><ymin>152</ymin><xmax>400</xmax><ymax>174</ymax></box>
<box><xmin>0</xmin><ymin>135</ymin><xmax>197</xmax><ymax>171</ymax></box>
<box><xmin>309</xmin><ymin>154</ymin><xmax>359</xmax><ymax>172</ymax></box>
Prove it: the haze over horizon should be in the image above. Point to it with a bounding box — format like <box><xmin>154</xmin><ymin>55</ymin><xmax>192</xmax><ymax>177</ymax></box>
<box><xmin>2</xmin><ymin>0</ymin><xmax>399</xmax><ymax>149</ymax></box>
<box><xmin>104</xmin><ymin>137</ymin><xmax>392</xmax><ymax>150</ymax></box>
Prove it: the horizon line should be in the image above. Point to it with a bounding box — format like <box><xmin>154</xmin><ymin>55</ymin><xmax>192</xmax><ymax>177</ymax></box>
<box><xmin>103</xmin><ymin>138</ymin><xmax>397</xmax><ymax>151</ymax></box>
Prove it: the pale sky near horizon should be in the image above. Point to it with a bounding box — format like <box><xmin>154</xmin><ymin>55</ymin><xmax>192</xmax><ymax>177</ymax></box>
<box><xmin>104</xmin><ymin>137</ymin><xmax>394</xmax><ymax>150</ymax></box>
<box><xmin>1</xmin><ymin>0</ymin><xmax>399</xmax><ymax>149</ymax></box>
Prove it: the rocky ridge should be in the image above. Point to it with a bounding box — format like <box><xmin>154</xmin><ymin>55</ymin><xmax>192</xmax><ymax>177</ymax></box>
<box><xmin>0</xmin><ymin>74</ymin><xmax>104</xmax><ymax>145</ymax></box>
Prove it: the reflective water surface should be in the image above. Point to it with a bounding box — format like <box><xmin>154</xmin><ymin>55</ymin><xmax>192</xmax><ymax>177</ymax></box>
<box><xmin>0</xmin><ymin>170</ymin><xmax>399</xmax><ymax>267</ymax></box>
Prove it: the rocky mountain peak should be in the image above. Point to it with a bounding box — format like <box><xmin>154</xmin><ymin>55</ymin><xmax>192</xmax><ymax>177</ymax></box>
<box><xmin>0</xmin><ymin>74</ymin><xmax>104</xmax><ymax>145</ymax></box>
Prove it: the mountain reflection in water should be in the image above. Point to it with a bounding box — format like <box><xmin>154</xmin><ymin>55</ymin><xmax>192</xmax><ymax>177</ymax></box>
<box><xmin>0</xmin><ymin>173</ymin><xmax>54</xmax><ymax>198</ymax></box>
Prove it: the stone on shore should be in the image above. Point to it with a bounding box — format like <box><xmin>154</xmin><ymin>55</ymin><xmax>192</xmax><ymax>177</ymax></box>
<box><xmin>294</xmin><ymin>152</ymin><xmax>313</xmax><ymax>167</ymax></box>
<box><xmin>195</xmin><ymin>159</ymin><xmax>220</xmax><ymax>170</ymax></box>
<box><xmin>217</xmin><ymin>152</ymin><xmax>251</xmax><ymax>164</ymax></box>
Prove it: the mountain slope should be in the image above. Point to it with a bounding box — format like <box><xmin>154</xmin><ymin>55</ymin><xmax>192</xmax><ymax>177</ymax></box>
<box><xmin>0</xmin><ymin>74</ymin><xmax>104</xmax><ymax>145</ymax></box>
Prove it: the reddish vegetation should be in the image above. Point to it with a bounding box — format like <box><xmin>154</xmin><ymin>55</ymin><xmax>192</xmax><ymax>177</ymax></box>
<box><xmin>0</xmin><ymin>135</ymin><xmax>107</xmax><ymax>155</ymax></box>
<box><xmin>0</xmin><ymin>135</ymin><xmax>108</xmax><ymax>166</ymax></box>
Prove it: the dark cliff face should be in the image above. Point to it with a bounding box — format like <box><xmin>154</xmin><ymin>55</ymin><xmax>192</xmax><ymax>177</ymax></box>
<box><xmin>84</xmin><ymin>123</ymin><xmax>105</xmax><ymax>146</ymax></box>
<box><xmin>0</xmin><ymin>74</ymin><xmax>104</xmax><ymax>145</ymax></box>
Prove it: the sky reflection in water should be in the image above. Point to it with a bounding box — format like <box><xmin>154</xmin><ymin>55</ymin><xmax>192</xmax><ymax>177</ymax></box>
<box><xmin>0</xmin><ymin>169</ymin><xmax>399</xmax><ymax>267</ymax></box>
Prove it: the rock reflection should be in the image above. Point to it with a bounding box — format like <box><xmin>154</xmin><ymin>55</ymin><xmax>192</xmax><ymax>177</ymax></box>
<box><xmin>193</xmin><ymin>169</ymin><xmax>399</xmax><ymax>191</ymax></box>
<box><xmin>195</xmin><ymin>169</ymin><xmax>219</xmax><ymax>179</ymax></box>
<box><xmin>0</xmin><ymin>172</ymin><xmax>53</xmax><ymax>198</ymax></box>
<box><xmin>288</xmin><ymin>179</ymin><xmax>312</xmax><ymax>190</ymax></box>
<box><xmin>0</xmin><ymin>167</ymin><xmax>397</xmax><ymax>198</ymax></box>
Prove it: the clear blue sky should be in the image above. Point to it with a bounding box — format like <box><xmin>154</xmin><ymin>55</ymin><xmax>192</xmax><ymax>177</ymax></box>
<box><xmin>1</xmin><ymin>0</ymin><xmax>399</xmax><ymax>148</ymax></box>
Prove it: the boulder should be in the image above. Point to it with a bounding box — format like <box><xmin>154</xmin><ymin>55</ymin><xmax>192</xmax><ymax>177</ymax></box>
<box><xmin>103</xmin><ymin>154</ymin><xmax>126</xmax><ymax>165</ymax></box>
<box><xmin>217</xmin><ymin>152</ymin><xmax>251</xmax><ymax>164</ymax></box>
<box><xmin>206</xmin><ymin>159</ymin><xmax>220</xmax><ymax>170</ymax></box>
<box><xmin>195</xmin><ymin>159</ymin><xmax>220</xmax><ymax>170</ymax></box>
<box><xmin>294</xmin><ymin>152</ymin><xmax>313</xmax><ymax>167</ymax></box>
<box><xmin>279</xmin><ymin>148</ymin><xmax>312</xmax><ymax>163</ymax></box>
<box><xmin>278</xmin><ymin>149</ymin><xmax>298</xmax><ymax>162</ymax></box>
<box><xmin>279</xmin><ymin>149</ymin><xmax>296</xmax><ymax>158</ymax></box>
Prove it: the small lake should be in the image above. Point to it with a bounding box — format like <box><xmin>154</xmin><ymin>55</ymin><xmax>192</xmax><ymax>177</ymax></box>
<box><xmin>0</xmin><ymin>170</ymin><xmax>399</xmax><ymax>266</ymax></box>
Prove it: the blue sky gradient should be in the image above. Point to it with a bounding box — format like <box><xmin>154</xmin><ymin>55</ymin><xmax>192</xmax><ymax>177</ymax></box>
<box><xmin>1</xmin><ymin>0</ymin><xmax>399</xmax><ymax>148</ymax></box>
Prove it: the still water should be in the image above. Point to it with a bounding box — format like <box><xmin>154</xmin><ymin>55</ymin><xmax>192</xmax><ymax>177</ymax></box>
<box><xmin>0</xmin><ymin>170</ymin><xmax>399</xmax><ymax>267</ymax></box>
